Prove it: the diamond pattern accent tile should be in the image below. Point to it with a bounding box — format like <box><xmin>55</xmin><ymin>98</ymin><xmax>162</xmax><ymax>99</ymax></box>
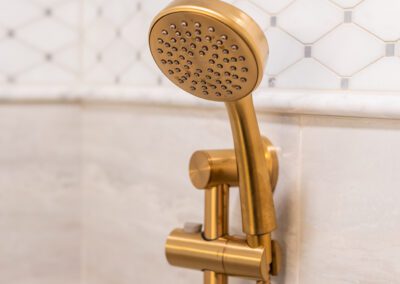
<box><xmin>265</xmin><ymin>28</ymin><xmax>304</xmax><ymax>75</ymax></box>
<box><xmin>313</xmin><ymin>24</ymin><xmax>384</xmax><ymax>76</ymax></box>
<box><xmin>351</xmin><ymin>58</ymin><xmax>400</xmax><ymax>91</ymax></box>
<box><xmin>279</xmin><ymin>0</ymin><xmax>343</xmax><ymax>43</ymax></box>
<box><xmin>83</xmin><ymin>0</ymin><xmax>159</xmax><ymax>85</ymax></box>
<box><xmin>276</xmin><ymin>58</ymin><xmax>340</xmax><ymax>89</ymax></box>
<box><xmin>0</xmin><ymin>0</ymin><xmax>79</xmax><ymax>85</ymax></box>
<box><xmin>252</xmin><ymin>0</ymin><xmax>295</xmax><ymax>14</ymax></box>
<box><xmin>0</xmin><ymin>0</ymin><xmax>41</xmax><ymax>28</ymax></box>
<box><xmin>330</xmin><ymin>0</ymin><xmax>364</xmax><ymax>8</ymax></box>
<box><xmin>0</xmin><ymin>40</ymin><xmax>41</xmax><ymax>74</ymax></box>
<box><xmin>354</xmin><ymin>0</ymin><xmax>400</xmax><ymax>41</ymax></box>
<box><xmin>0</xmin><ymin>0</ymin><xmax>399</xmax><ymax>95</ymax></box>
<box><xmin>18</xmin><ymin>18</ymin><xmax>77</xmax><ymax>51</ymax></box>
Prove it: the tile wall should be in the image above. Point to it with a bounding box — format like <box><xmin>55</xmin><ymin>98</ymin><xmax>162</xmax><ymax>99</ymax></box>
<box><xmin>0</xmin><ymin>0</ymin><xmax>400</xmax><ymax>94</ymax></box>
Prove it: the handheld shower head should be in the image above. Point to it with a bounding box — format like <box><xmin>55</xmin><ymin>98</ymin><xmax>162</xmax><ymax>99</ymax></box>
<box><xmin>149</xmin><ymin>0</ymin><xmax>277</xmax><ymax>244</ymax></box>
<box><xmin>149</xmin><ymin>0</ymin><xmax>269</xmax><ymax>102</ymax></box>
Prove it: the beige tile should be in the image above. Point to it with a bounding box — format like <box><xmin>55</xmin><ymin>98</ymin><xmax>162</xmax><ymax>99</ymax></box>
<box><xmin>299</xmin><ymin>115</ymin><xmax>400</xmax><ymax>283</ymax></box>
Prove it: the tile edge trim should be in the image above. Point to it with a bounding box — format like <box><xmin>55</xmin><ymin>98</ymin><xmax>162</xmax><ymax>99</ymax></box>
<box><xmin>0</xmin><ymin>86</ymin><xmax>399</xmax><ymax>120</ymax></box>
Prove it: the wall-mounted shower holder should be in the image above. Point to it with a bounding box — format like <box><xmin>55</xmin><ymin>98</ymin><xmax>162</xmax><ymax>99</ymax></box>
<box><xmin>165</xmin><ymin>137</ymin><xmax>282</xmax><ymax>283</ymax></box>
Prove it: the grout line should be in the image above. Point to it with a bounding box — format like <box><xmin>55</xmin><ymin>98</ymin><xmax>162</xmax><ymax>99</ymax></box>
<box><xmin>349</xmin><ymin>55</ymin><xmax>384</xmax><ymax>77</ymax></box>
<box><xmin>311</xmin><ymin>57</ymin><xmax>341</xmax><ymax>77</ymax></box>
<box><xmin>275</xmin><ymin>57</ymin><xmax>303</xmax><ymax>77</ymax></box>
<box><xmin>311</xmin><ymin>22</ymin><xmax>343</xmax><ymax>45</ymax></box>
<box><xmin>276</xmin><ymin>0</ymin><xmax>296</xmax><ymax>14</ymax></box>
<box><xmin>295</xmin><ymin>114</ymin><xmax>304</xmax><ymax>284</ymax></box>
<box><xmin>79</xmin><ymin>2</ymin><xmax>85</xmax><ymax>284</ymax></box>
<box><xmin>79</xmin><ymin>0</ymin><xmax>85</xmax><ymax>86</ymax></box>
<box><xmin>352</xmin><ymin>22</ymin><xmax>386</xmax><ymax>42</ymax></box>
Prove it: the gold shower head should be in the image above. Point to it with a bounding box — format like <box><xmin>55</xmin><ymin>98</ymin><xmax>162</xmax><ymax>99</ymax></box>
<box><xmin>149</xmin><ymin>0</ymin><xmax>269</xmax><ymax>102</ymax></box>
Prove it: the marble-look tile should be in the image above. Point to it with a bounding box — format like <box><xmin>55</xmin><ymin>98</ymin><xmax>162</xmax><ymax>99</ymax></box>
<box><xmin>265</xmin><ymin>28</ymin><xmax>304</xmax><ymax>75</ymax></box>
<box><xmin>252</xmin><ymin>0</ymin><xmax>295</xmax><ymax>14</ymax></box>
<box><xmin>299</xmin><ymin>115</ymin><xmax>400</xmax><ymax>283</ymax></box>
<box><xmin>0</xmin><ymin>105</ymin><xmax>81</xmax><ymax>284</ymax></box>
<box><xmin>279</xmin><ymin>0</ymin><xmax>342</xmax><ymax>43</ymax></box>
<box><xmin>313</xmin><ymin>24</ymin><xmax>384</xmax><ymax>76</ymax></box>
<box><xmin>275</xmin><ymin>59</ymin><xmax>340</xmax><ymax>89</ymax></box>
<box><xmin>260</xmin><ymin>113</ymin><xmax>301</xmax><ymax>284</ymax></box>
<box><xmin>354</xmin><ymin>0</ymin><xmax>400</xmax><ymax>41</ymax></box>
<box><xmin>330</xmin><ymin>0</ymin><xmax>364</xmax><ymax>8</ymax></box>
<box><xmin>82</xmin><ymin>105</ymin><xmax>301</xmax><ymax>284</ymax></box>
<box><xmin>351</xmin><ymin>57</ymin><xmax>400</xmax><ymax>91</ymax></box>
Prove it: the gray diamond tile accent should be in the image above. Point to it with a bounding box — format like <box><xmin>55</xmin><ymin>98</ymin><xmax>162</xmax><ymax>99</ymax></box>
<box><xmin>386</xmin><ymin>43</ymin><xmax>395</xmax><ymax>57</ymax></box>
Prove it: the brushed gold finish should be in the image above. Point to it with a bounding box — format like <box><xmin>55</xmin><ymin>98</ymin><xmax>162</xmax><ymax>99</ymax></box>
<box><xmin>189</xmin><ymin>137</ymin><xmax>279</xmax><ymax>191</ymax></box>
<box><xmin>204</xmin><ymin>271</ymin><xmax>228</xmax><ymax>284</ymax></box>
<box><xmin>166</xmin><ymin>229</ymin><xmax>269</xmax><ymax>281</ymax></box>
<box><xmin>149</xmin><ymin>0</ymin><xmax>281</xmax><ymax>282</ymax></box>
<box><xmin>204</xmin><ymin>185</ymin><xmax>229</xmax><ymax>240</ymax></box>
<box><xmin>270</xmin><ymin>240</ymin><xmax>282</xmax><ymax>276</ymax></box>
<box><xmin>226</xmin><ymin>95</ymin><xmax>276</xmax><ymax>237</ymax></box>
<box><xmin>190</xmin><ymin>150</ymin><xmax>236</xmax><ymax>189</ymax></box>
<box><xmin>203</xmin><ymin>184</ymin><xmax>229</xmax><ymax>283</ymax></box>
<box><xmin>149</xmin><ymin>0</ymin><xmax>268</xmax><ymax>102</ymax></box>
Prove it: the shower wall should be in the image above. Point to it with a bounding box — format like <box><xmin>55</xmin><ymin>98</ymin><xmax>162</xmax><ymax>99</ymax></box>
<box><xmin>1</xmin><ymin>0</ymin><xmax>400</xmax><ymax>95</ymax></box>
<box><xmin>1</xmin><ymin>1</ymin><xmax>400</xmax><ymax>284</ymax></box>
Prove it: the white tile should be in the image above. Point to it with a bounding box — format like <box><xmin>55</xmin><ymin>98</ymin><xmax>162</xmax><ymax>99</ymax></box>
<box><xmin>84</xmin><ymin>18</ymin><xmax>118</xmax><ymax>50</ymax></box>
<box><xmin>300</xmin><ymin>116</ymin><xmax>400</xmax><ymax>284</ymax></box>
<box><xmin>97</xmin><ymin>0</ymin><xmax>139</xmax><ymax>26</ymax></box>
<box><xmin>0</xmin><ymin>0</ymin><xmax>41</xmax><ymax>27</ymax></box>
<box><xmin>101</xmin><ymin>40</ymin><xmax>135</xmax><ymax>75</ymax></box>
<box><xmin>232</xmin><ymin>0</ymin><xmax>270</xmax><ymax>31</ymax></box>
<box><xmin>330</xmin><ymin>0</ymin><xmax>364</xmax><ymax>8</ymax></box>
<box><xmin>19</xmin><ymin>63</ymin><xmax>77</xmax><ymax>83</ymax></box>
<box><xmin>33</xmin><ymin>0</ymin><xmax>71</xmax><ymax>5</ymax></box>
<box><xmin>84</xmin><ymin>64</ymin><xmax>114</xmax><ymax>84</ymax></box>
<box><xmin>279</xmin><ymin>0</ymin><xmax>342</xmax><ymax>43</ymax></box>
<box><xmin>142</xmin><ymin>0</ymin><xmax>166</xmax><ymax>19</ymax></box>
<box><xmin>252</xmin><ymin>0</ymin><xmax>295</xmax><ymax>14</ymax></box>
<box><xmin>120</xmin><ymin>63</ymin><xmax>159</xmax><ymax>85</ymax></box>
<box><xmin>351</xmin><ymin>57</ymin><xmax>400</xmax><ymax>91</ymax></box>
<box><xmin>18</xmin><ymin>18</ymin><xmax>78</xmax><ymax>51</ymax></box>
<box><xmin>54</xmin><ymin>45</ymin><xmax>80</xmax><ymax>72</ymax></box>
<box><xmin>354</xmin><ymin>0</ymin><xmax>400</xmax><ymax>41</ymax></box>
<box><xmin>122</xmin><ymin>12</ymin><xmax>152</xmax><ymax>49</ymax></box>
<box><xmin>52</xmin><ymin>0</ymin><xmax>81</xmax><ymax>28</ymax></box>
<box><xmin>265</xmin><ymin>28</ymin><xmax>304</xmax><ymax>75</ymax></box>
<box><xmin>276</xmin><ymin>58</ymin><xmax>340</xmax><ymax>89</ymax></box>
<box><xmin>313</xmin><ymin>24</ymin><xmax>384</xmax><ymax>76</ymax></box>
<box><xmin>82</xmin><ymin>0</ymin><xmax>99</xmax><ymax>26</ymax></box>
<box><xmin>259</xmin><ymin>74</ymin><xmax>276</xmax><ymax>88</ymax></box>
<box><xmin>0</xmin><ymin>39</ymin><xmax>41</xmax><ymax>74</ymax></box>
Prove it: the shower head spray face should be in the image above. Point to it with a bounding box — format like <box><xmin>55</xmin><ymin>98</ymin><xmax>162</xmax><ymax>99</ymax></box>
<box><xmin>149</xmin><ymin>0</ymin><xmax>269</xmax><ymax>102</ymax></box>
